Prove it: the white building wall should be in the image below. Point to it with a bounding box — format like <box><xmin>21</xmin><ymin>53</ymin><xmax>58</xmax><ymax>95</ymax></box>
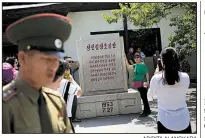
<box><xmin>64</xmin><ymin>10</ymin><xmax>123</xmax><ymax>60</ymax></box>
<box><xmin>64</xmin><ymin>8</ymin><xmax>182</xmax><ymax>60</ymax></box>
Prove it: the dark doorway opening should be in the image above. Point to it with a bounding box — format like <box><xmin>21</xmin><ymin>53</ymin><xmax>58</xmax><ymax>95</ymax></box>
<box><xmin>129</xmin><ymin>28</ymin><xmax>162</xmax><ymax>57</ymax></box>
<box><xmin>90</xmin><ymin>28</ymin><xmax>162</xmax><ymax>57</ymax></box>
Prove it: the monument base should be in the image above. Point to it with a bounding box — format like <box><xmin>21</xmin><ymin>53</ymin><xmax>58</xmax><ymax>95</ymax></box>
<box><xmin>76</xmin><ymin>89</ymin><xmax>142</xmax><ymax>119</ymax></box>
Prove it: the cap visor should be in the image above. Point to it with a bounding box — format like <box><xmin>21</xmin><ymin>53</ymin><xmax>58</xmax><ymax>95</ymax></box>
<box><xmin>43</xmin><ymin>51</ymin><xmax>65</xmax><ymax>59</ymax></box>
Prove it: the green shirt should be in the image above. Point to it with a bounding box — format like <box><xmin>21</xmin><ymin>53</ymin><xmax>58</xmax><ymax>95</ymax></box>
<box><xmin>133</xmin><ymin>63</ymin><xmax>148</xmax><ymax>82</ymax></box>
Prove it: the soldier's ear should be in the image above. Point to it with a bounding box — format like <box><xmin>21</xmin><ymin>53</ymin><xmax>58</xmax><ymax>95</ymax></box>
<box><xmin>18</xmin><ymin>51</ymin><xmax>25</xmax><ymax>65</ymax></box>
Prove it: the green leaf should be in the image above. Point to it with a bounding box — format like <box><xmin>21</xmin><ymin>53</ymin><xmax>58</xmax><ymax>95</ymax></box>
<box><xmin>102</xmin><ymin>2</ymin><xmax>196</xmax><ymax>55</ymax></box>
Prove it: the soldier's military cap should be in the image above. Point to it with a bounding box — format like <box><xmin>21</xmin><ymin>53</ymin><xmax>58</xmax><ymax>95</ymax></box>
<box><xmin>6</xmin><ymin>13</ymin><xmax>72</xmax><ymax>58</ymax></box>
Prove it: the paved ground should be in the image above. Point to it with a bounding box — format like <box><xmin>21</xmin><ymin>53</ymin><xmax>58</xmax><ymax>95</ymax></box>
<box><xmin>73</xmin><ymin>88</ymin><xmax>197</xmax><ymax>133</ymax></box>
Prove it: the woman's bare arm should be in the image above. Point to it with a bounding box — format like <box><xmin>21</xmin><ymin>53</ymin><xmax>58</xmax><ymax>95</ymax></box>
<box><xmin>124</xmin><ymin>53</ymin><xmax>133</xmax><ymax>69</ymax></box>
<box><xmin>146</xmin><ymin>73</ymin><xmax>149</xmax><ymax>83</ymax></box>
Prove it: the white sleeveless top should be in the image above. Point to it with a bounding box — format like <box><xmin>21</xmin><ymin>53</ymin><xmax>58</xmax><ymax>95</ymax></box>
<box><xmin>57</xmin><ymin>79</ymin><xmax>81</xmax><ymax>117</ymax></box>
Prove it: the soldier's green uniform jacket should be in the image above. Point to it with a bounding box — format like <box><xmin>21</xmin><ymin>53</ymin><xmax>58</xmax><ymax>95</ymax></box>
<box><xmin>3</xmin><ymin>76</ymin><xmax>73</xmax><ymax>133</ymax></box>
<box><xmin>3</xmin><ymin>13</ymin><xmax>73</xmax><ymax>133</ymax></box>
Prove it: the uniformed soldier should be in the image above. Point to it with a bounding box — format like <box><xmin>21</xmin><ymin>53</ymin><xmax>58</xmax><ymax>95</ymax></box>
<box><xmin>3</xmin><ymin>13</ymin><xmax>73</xmax><ymax>133</ymax></box>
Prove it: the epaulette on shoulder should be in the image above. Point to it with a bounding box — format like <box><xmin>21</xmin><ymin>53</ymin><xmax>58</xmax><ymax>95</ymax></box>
<box><xmin>3</xmin><ymin>84</ymin><xmax>17</xmax><ymax>102</ymax></box>
<box><xmin>42</xmin><ymin>87</ymin><xmax>61</xmax><ymax>97</ymax></box>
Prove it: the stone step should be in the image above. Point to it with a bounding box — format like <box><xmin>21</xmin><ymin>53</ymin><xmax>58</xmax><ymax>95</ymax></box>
<box><xmin>76</xmin><ymin>89</ymin><xmax>142</xmax><ymax>119</ymax></box>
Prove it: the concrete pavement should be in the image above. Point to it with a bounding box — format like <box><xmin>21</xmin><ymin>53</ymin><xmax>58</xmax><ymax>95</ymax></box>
<box><xmin>73</xmin><ymin>88</ymin><xmax>197</xmax><ymax>133</ymax></box>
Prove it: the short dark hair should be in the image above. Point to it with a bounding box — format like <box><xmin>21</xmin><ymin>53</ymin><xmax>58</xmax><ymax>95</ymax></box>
<box><xmin>6</xmin><ymin>57</ymin><xmax>16</xmax><ymax>67</ymax></box>
<box><xmin>134</xmin><ymin>52</ymin><xmax>141</xmax><ymax>58</ymax></box>
<box><xmin>161</xmin><ymin>47</ymin><xmax>180</xmax><ymax>85</ymax></box>
<box><xmin>53</xmin><ymin>60</ymin><xmax>66</xmax><ymax>82</ymax></box>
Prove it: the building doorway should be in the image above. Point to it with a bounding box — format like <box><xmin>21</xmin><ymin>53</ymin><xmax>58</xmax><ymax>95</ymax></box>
<box><xmin>128</xmin><ymin>28</ymin><xmax>162</xmax><ymax>57</ymax></box>
<box><xmin>90</xmin><ymin>28</ymin><xmax>162</xmax><ymax>57</ymax></box>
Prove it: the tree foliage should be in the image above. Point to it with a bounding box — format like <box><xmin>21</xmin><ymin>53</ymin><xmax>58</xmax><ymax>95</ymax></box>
<box><xmin>102</xmin><ymin>3</ymin><xmax>196</xmax><ymax>55</ymax></box>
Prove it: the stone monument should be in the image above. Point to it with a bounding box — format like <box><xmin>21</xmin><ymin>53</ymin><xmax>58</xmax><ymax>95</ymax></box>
<box><xmin>76</xmin><ymin>34</ymin><xmax>142</xmax><ymax>119</ymax></box>
<box><xmin>77</xmin><ymin>34</ymin><xmax>127</xmax><ymax>96</ymax></box>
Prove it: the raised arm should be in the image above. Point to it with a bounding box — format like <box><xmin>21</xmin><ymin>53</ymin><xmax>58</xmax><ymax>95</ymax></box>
<box><xmin>129</xmin><ymin>60</ymin><xmax>135</xmax><ymax>65</ymax></box>
<box><xmin>124</xmin><ymin>53</ymin><xmax>133</xmax><ymax>69</ymax></box>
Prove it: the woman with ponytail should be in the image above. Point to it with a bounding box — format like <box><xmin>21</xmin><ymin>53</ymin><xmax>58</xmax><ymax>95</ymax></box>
<box><xmin>148</xmin><ymin>47</ymin><xmax>191</xmax><ymax>133</ymax></box>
